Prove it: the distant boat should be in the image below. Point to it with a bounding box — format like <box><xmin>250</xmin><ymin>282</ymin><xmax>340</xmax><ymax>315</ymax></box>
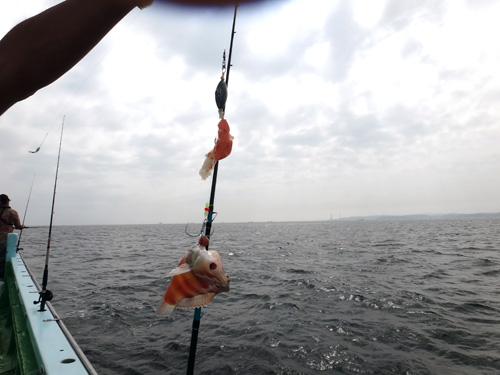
<box><xmin>0</xmin><ymin>233</ymin><xmax>97</xmax><ymax>374</ymax></box>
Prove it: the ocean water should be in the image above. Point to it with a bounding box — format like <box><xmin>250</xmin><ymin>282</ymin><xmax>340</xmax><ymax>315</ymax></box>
<box><xmin>19</xmin><ymin>219</ymin><xmax>500</xmax><ymax>375</ymax></box>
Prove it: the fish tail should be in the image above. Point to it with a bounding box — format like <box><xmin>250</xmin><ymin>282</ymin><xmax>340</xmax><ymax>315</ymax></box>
<box><xmin>157</xmin><ymin>300</ymin><xmax>176</xmax><ymax>316</ymax></box>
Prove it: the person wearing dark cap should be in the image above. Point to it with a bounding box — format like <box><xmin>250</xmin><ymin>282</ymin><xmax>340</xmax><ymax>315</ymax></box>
<box><xmin>0</xmin><ymin>194</ymin><xmax>24</xmax><ymax>280</ymax></box>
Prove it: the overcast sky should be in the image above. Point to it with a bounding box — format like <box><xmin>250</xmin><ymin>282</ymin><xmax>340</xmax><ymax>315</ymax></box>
<box><xmin>1</xmin><ymin>0</ymin><xmax>500</xmax><ymax>225</ymax></box>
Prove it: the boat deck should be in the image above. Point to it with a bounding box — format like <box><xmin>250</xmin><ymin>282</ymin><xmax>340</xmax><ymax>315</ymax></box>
<box><xmin>0</xmin><ymin>233</ymin><xmax>97</xmax><ymax>375</ymax></box>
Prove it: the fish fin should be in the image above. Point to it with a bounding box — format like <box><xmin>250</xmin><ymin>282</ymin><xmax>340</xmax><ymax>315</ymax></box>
<box><xmin>167</xmin><ymin>263</ymin><xmax>192</xmax><ymax>277</ymax></box>
<box><xmin>175</xmin><ymin>293</ymin><xmax>216</xmax><ymax>310</ymax></box>
<box><xmin>157</xmin><ymin>301</ymin><xmax>176</xmax><ymax>316</ymax></box>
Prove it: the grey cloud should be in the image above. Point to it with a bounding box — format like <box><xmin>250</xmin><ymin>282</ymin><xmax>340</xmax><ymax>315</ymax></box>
<box><xmin>381</xmin><ymin>0</ymin><xmax>446</xmax><ymax>31</ymax></box>
<box><xmin>325</xmin><ymin>1</ymin><xmax>366</xmax><ymax>83</ymax></box>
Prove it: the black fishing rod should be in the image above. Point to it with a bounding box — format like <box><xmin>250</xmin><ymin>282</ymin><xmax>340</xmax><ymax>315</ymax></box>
<box><xmin>204</xmin><ymin>5</ymin><xmax>237</xmax><ymax>241</ymax></box>
<box><xmin>16</xmin><ymin>173</ymin><xmax>36</xmax><ymax>251</ymax></box>
<box><xmin>186</xmin><ymin>4</ymin><xmax>238</xmax><ymax>375</ymax></box>
<box><xmin>35</xmin><ymin>116</ymin><xmax>64</xmax><ymax>311</ymax></box>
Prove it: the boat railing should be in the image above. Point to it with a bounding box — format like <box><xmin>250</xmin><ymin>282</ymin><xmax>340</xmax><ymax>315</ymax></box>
<box><xmin>5</xmin><ymin>232</ymin><xmax>98</xmax><ymax>375</ymax></box>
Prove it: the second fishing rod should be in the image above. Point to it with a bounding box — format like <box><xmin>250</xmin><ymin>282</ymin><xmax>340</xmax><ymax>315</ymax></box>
<box><xmin>35</xmin><ymin>116</ymin><xmax>65</xmax><ymax>312</ymax></box>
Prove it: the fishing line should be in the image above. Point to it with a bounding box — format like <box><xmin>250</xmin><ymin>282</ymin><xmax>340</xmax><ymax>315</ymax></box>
<box><xmin>16</xmin><ymin>173</ymin><xmax>36</xmax><ymax>250</ymax></box>
<box><xmin>29</xmin><ymin>120</ymin><xmax>56</xmax><ymax>153</ymax></box>
<box><xmin>35</xmin><ymin>116</ymin><xmax>64</xmax><ymax>312</ymax></box>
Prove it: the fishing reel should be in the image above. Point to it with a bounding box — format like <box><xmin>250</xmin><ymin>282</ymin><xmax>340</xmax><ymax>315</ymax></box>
<box><xmin>34</xmin><ymin>289</ymin><xmax>54</xmax><ymax>311</ymax></box>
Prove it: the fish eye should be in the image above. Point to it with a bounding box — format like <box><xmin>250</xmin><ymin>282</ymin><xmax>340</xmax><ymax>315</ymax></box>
<box><xmin>209</xmin><ymin>262</ymin><xmax>217</xmax><ymax>270</ymax></box>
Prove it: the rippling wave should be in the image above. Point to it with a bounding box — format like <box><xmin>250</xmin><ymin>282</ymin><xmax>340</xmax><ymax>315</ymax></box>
<box><xmin>20</xmin><ymin>219</ymin><xmax>500</xmax><ymax>374</ymax></box>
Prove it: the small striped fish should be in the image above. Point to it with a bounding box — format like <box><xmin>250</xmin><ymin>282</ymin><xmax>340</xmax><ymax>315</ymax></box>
<box><xmin>157</xmin><ymin>240</ymin><xmax>230</xmax><ymax>316</ymax></box>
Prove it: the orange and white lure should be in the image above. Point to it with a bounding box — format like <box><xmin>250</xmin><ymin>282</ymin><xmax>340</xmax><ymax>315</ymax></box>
<box><xmin>157</xmin><ymin>238</ymin><xmax>230</xmax><ymax>316</ymax></box>
<box><xmin>199</xmin><ymin>119</ymin><xmax>234</xmax><ymax>180</ymax></box>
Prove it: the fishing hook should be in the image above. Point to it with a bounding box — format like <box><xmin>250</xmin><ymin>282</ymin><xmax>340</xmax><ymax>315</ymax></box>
<box><xmin>185</xmin><ymin>219</ymin><xmax>215</xmax><ymax>238</ymax></box>
<box><xmin>184</xmin><ymin>223</ymin><xmax>200</xmax><ymax>238</ymax></box>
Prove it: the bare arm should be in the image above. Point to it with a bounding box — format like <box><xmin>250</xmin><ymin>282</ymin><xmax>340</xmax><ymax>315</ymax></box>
<box><xmin>0</xmin><ymin>0</ymin><xmax>149</xmax><ymax>116</ymax></box>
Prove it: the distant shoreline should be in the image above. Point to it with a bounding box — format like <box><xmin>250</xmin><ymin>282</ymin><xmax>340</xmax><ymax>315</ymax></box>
<box><xmin>331</xmin><ymin>213</ymin><xmax>500</xmax><ymax>221</ymax></box>
<box><xmin>23</xmin><ymin>213</ymin><xmax>500</xmax><ymax>227</ymax></box>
